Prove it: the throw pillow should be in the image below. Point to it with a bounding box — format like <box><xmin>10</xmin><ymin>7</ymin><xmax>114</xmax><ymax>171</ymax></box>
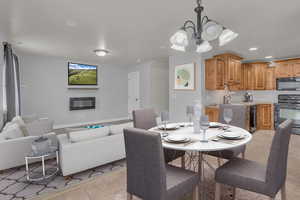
<box><xmin>12</xmin><ymin>116</ymin><xmax>29</xmax><ymax>136</ymax></box>
<box><xmin>26</xmin><ymin>120</ymin><xmax>46</xmax><ymax>137</ymax></box>
<box><xmin>1</xmin><ymin>124</ymin><xmax>24</xmax><ymax>140</ymax></box>
<box><xmin>22</xmin><ymin>114</ymin><xmax>38</xmax><ymax>124</ymax></box>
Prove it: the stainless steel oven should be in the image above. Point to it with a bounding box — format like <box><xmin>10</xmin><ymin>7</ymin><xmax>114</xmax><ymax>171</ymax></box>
<box><xmin>275</xmin><ymin>94</ymin><xmax>300</xmax><ymax>134</ymax></box>
<box><xmin>276</xmin><ymin>77</ymin><xmax>300</xmax><ymax>91</ymax></box>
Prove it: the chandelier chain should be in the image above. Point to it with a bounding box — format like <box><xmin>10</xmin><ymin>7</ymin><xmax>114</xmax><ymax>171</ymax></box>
<box><xmin>197</xmin><ymin>0</ymin><xmax>202</xmax><ymax>7</ymax></box>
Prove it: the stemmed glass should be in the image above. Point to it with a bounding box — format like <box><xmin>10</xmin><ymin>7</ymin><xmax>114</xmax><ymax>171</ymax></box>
<box><xmin>161</xmin><ymin>111</ymin><xmax>169</xmax><ymax>137</ymax></box>
<box><xmin>200</xmin><ymin>115</ymin><xmax>210</xmax><ymax>142</ymax></box>
<box><xmin>186</xmin><ymin>105</ymin><xmax>194</xmax><ymax>126</ymax></box>
<box><xmin>223</xmin><ymin>108</ymin><xmax>233</xmax><ymax>131</ymax></box>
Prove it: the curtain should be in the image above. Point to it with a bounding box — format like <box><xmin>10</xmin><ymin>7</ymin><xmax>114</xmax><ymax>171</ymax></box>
<box><xmin>3</xmin><ymin>42</ymin><xmax>21</xmax><ymax>122</ymax></box>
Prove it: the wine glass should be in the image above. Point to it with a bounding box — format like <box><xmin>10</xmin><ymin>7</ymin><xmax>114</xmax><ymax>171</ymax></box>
<box><xmin>200</xmin><ymin>115</ymin><xmax>210</xmax><ymax>142</ymax></box>
<box><xmin>161</xmin><ymin>111</ymin><xmax>169</xmax><ymax>137</ymax></box>
<box><xmin>223</xmin><ymin>108</ymin><xmax>233</xmax><ymax>130</ymax></box>
<box><xmin>186</xmin><ymin>105</ymin><xmax>194</xmax><ymax>126</ymax></box>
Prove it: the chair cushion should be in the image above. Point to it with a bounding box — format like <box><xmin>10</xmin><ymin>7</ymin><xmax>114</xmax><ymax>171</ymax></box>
<box><xmin>215</xmin><ymin>158</ymin><xmax>268</xmax><ymax>195</ymax></box>
<box><xmin>206</xmin><ymin>145</ymin><xmax>246</xmax><ymax>159</ymax></box>
<box><xmin>166</xmin><ymin>165</ymin><xmax>199</xmax><ymax>200</ymax></box>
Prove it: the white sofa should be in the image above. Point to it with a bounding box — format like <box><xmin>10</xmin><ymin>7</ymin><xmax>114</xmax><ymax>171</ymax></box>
<box><xmin>0</xmin><ymin>116</ymin><xmax>57</xmax><ymax>171</ymax></box>
<box><xmin>58</xmin><ymin>122</ymin><xmax>132</xmax><ymax>176</ymax></box>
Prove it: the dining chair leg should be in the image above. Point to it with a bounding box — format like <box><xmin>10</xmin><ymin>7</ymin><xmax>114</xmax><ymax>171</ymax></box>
<box><xmin>192</xmin><ymin>186</ymin><xmax>199</xmax><ymax>200</ymax></box>
<box><xmin>242</xmin><ymin>152</ymin><xmax>245</xmax><ymax>159</ymax></box>
<box><xmin>281</xmin><ymin>183</ymin><xmax>287</xmax><ymax>200</ymax></box>
<box><xmin>232</xmin><ymin>187</ymin><xmax>236</xmax><ymax>200</ymax></box>
<box><xmin>127</xmin><ymin>193</ymin><xmax>133</xmax><ymax>200</ymax></box>
<box><xmin>217</xmin><ymin>158</ymin><xmax>222</xmax><ymax>167</ymax></box>
<box><xmin>215</xmin><ymin>183</ymin><xmax>221</xmax><ymax>200</ymax></box>
<box><xmin>181</xmin><ymin>155</ymin><xmax>186</xmax><ymax>169</ymax></box>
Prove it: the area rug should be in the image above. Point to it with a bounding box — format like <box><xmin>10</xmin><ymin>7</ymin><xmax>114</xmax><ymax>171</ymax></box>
<box><xmin>33</xmin><ymin>163</ymin><xmax>281</xmax><ymax>200</ymax></box>
<box><xmin>0</xmin><ymin>159</ymin><xmax>125</xmax><ymax>200</ymax></box>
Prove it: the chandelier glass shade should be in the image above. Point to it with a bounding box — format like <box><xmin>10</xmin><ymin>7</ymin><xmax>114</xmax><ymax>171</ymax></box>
<box><xmin>170</xmin><ymin>0</ymin><xmax>238</xmax><ymax>53</ymax></box>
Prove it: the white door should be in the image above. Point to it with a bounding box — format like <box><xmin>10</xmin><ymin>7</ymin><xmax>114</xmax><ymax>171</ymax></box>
<box><xmin>128</xmin><ymin>71</ymin><xmax>140</xmax><ymax>118</ymax></box>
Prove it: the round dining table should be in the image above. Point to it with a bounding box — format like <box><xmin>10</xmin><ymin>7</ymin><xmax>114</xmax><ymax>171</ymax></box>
<box><xmin>149</xmin><ymin>122</ymin><xmax>252</xmax><ymax>200</ymax></box>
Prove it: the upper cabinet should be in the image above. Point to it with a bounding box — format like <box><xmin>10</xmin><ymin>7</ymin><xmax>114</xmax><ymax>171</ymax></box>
<box><xmin>275</xmin><ymin>59</ymin><xmax>300</xmax><ymax>78</ymax></box>
<box><xmin>205</xmin><ymin>53</ymin><xmax>242</xmax><ymax>90</ymax></box>
<box><xmin>265</xmin><ymin>67</ymin><xmax>276</xmax><ymax>90</ymax></box>
<box><xmin>205</xmin><ymin>58</ymin><xmax>225</xmax><ymax>90</ymax></box>
<box><xmin>242</xmin><ymin>63</ymin><xmax>254</xmax><ymax>90</ymax></box>
<box><xmin>205</xmin><ymin>54</ymin><xmax>300</xmax><ymax>91</ymax></box>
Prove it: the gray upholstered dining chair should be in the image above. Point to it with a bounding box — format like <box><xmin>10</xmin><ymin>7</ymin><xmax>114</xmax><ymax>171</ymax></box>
<box><xmin>214</xmin><ymin>119</ymin><xmax>293</xmax><ymax>200</ymax></box>
<box><xmin>132</xmin><ymin>108</ymin><xmax>186</xmax><ymax>167</ymax></box>
<box><xmin>205</xmin><ymin>104</ymin><xmax>247</xmax><ymax>166</ymax></box>
<box><xmin>124</xmin><ymin>128</ymin><xmax>199</xmax><ymax>200</ymax></box>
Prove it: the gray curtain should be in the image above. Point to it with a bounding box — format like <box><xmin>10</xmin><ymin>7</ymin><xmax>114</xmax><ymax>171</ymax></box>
<box><xmin>3</xmin><ymin>42</ymin><xmax>21</xmax><ymax>122</ymax></box>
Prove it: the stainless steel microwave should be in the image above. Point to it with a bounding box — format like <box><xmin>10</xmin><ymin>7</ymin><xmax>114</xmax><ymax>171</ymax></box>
<box><xmin>276</xmin><ymin>77</ymin><xmax>300</xmax><ymax>91</ymax></box>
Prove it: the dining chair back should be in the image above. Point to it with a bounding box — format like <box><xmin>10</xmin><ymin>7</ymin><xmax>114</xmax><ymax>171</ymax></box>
<box><xmin>265</xmin><ymin>119</ymin><xmax>293</xmax><ymax>195</ymax></box>
<box><xmin>124</xmin><ymin>128</ymin><xmax>199</xmax><ymax>200</ymax></box>
<box><xmin>132</xmin><ymin>108</ymin><xmax>157</xmax><ymax>130</ymax></box>
<box><xmin>218</xmin><ymin>104</ymin><xmax>247</xmax><ymax>129</ymax></box>
<box><xmin>214</xmin><ymin>119</ymin><xmax>293</xmax><ymax>200</ymax></box>
<box><xmin>124</xmin><ymin>128</ymin><xmax>167</xmax><ymax>200</ymax></box>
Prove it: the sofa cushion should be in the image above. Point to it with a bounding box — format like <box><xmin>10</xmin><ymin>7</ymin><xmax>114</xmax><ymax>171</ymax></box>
<box><xmin>110</xmin><ymin>122</ymin><xmax>133</xmax><ymax>135</ymax></box>
<box><xmin>69</xmin><ymin>127</ymin><xmax>110</xmax><ymax>143</ymax></box>
<box><xmin>0</xmin><ymin>123</ymin><xmax>24</xmax><ymax>140</ymax></box>
<box><xmin>26</xmin><ymin>119</ymin><xmax>53</xmax><ymax>137</ymax></box>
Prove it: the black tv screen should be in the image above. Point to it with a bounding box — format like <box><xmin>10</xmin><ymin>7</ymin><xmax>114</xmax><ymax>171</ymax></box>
<box><xmin>68</xmin><ymin>62</ymin><xmax>98</xmax><ymax>85</ymax></box>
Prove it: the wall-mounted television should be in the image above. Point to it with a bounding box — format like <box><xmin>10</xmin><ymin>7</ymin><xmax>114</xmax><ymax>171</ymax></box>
<box><xmin>68</xmin><ymin>62</ymin><xmax>98</xmax><ymax>85</ymax></box>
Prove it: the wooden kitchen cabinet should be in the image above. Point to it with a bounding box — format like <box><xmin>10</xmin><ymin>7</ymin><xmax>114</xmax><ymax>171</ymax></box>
<box><xmin>242</xmin><ymin>63</ymin><xmax>254</xmax><ymax>90</ymax></box>
<box><xmin>257</xmin><ymin>104</ymin><xmax>274</xmax><ymax>130</ymax></box>
<box><xmin>253</xmin><ymin>63</ymin><xmax>266</xmax><ymax>90</ymax></box>
<box><xmin>205</xmin><ymin>58</ymin><xmax>225</xmax><ymax>90</ymax></box>
<box><xmin>265</xmin><ymin>67</ymin><xmax>276</xmax><ymax>90</ymax></box>
<box><xmin>292</xmin><ymin>60</ymin><xmax>300</xmax><ymax>76</ymax></box>
<box><xmin>205</xmin><ymin>107</ymin><xmax>219</xmax><ymax>122</ymax></box>
<box><xmin>275</xmin><ymin>61</ymin><xmax>294</xmax><ymax>78</ymax></box>
<box><xmin>205</xmin><ymin>53</ymin><xmax>243</xmax><ymax>90</ymax></box>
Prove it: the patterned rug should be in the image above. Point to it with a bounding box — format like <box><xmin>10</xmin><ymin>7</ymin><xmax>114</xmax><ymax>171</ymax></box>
<box><xmin>0</xmin><ymin>159</ymin><xmax>125</xmax><ymax>200</ymax></box>
<box><xmin>34</xmin><ymin>164</ymin><xmax>281</xmax><ymax>200</ymax></box>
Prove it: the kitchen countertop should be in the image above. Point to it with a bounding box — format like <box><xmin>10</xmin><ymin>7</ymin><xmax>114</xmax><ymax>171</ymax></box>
<box><xmin>206</xmin><ymin>102</ymin><xmax>275</xmax><ymax>108</ymax></box>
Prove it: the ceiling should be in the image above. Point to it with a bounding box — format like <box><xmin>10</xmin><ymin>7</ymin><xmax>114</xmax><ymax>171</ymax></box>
<box><xmin>1</xmin><ymin>0</ymin><xmax>300</xmax><ymax>66</ymax></box>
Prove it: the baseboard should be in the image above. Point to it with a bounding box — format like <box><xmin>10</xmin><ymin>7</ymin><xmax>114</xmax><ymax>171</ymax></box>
<box><xmin>53</xmin><ymin>117</ymin><xmax>130</xmax><ymax>129</ymax></box>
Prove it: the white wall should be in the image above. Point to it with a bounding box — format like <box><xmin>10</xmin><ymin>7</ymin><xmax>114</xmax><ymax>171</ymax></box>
<box><xmin>128</xmin><ymin>59</ymin><xmax>169</xmax><ymax>113</ymax></box>
<box><xmin>150</xmin><ymin>60</ymin><xmax>169</xmax><ymax>112</ymax></box>
<box><xmin>18</xmin><ymin>53</ymin><xmax>128</xmax><ymax>127</ymax></box>
<box><xmin>169</xmin><ymin>53</ymin><xmax>204</xmax><ymax>122</ymax></box>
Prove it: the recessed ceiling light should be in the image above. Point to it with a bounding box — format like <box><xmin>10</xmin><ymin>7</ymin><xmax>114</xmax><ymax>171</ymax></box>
<box><xmin>265</xmin><ymin>56</ymin><xmax>273</xmax><ymax>59</ymax></box>
<box><xmin>94</xmin><ymin>49</ymin><xmax>110</xmax><ymax>57</ymax></box>
<box><xmin>249</xmin><ymin>47</ymin><xmax>258</xmax><ymax>51</ymax></box>
<box><xmin>66</xmin><ymin>20</ymin><xmax>77</xmax><ymax>27</ymax></box>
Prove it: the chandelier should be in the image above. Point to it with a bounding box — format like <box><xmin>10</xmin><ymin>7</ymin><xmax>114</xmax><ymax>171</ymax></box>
<box><xmin>170</xmin><ymin>0</ymin><xmax>239</xmax><ymax>53</ymax></box>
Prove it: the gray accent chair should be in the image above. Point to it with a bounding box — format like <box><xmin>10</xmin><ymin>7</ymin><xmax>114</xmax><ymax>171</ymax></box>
<box><xmin>124</xmin><ymin>128</ymin><xmax>199</xmax><ymax>200</ymax></box>
<box><xmin>206</xmin><ymin>104</ymin><xmax>247</xmax><ymax>164</ymax></box>
<box><xmin>214</xmin><ymin>119</ymin><xmax>293</xmax><ymax>200</ymax></box>
<box><xmin>132</xmin><ymin>108</ymin><xmax>186</xmax><ymax>166</ymax></box>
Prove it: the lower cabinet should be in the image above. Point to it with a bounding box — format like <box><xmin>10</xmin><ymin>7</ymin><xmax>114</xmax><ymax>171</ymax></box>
<box><xmin>205</xmin><ymin>107</ymin><xmax>219</xmax><ymax>122</ymax></box>
<box><xmin>257</xmin><ymin>104</ymin><xmax>274</xmax><ymax>130</ymax></box>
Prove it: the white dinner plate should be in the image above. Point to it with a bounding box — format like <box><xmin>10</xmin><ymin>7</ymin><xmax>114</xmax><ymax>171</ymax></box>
<box><xmin>158</xmin><ymin>123</ymin><xmax>180</xmax><ymax>130</ymax></box>
<box><xmin>165</xmin><ymin>135</ymin><xmax>190</xmax><ymax>143</ymax></box>
<box><xmin>219</xmin><ymin>131</ymin><xmax>241</xmax><ymax>139</ymax></box>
